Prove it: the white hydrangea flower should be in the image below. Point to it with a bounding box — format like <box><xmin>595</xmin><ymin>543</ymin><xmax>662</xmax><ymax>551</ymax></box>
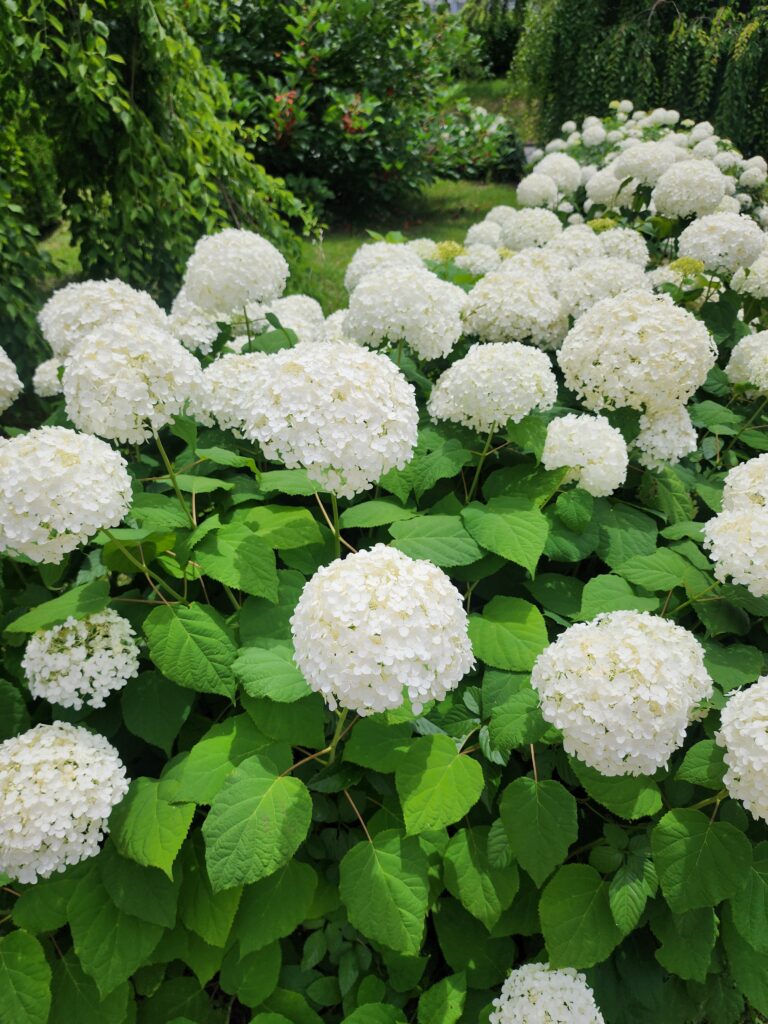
<box><xmin>652</xmin><ymin>160</ymin><xmax>728</xmax><ymax>218</ymax></box>
<box><xmin>612</xmin><ymin>141</ymin><xmax>680</xmax><ymax>185</ymax></box>
<box><xmin>716</xmin><ymin>195</ymin><xmax>742</xmax><ymax>214</ymax></box>
<box><xmin>586</xmin><ymin>167</ymin><xmax>637</xmax><ymax>208</ymax></box>
<box><xmin>714</xmin><ymin>150</ymin><xmax>743</xmax><ymax>171</ymax></box>
<box><xmin>486</xmin><ymin>205</ymin><xmax>518</xmax><ymax>228</ymax></box>
<box><xmin>531</xmin><ymin>611</ymin><xmax>713</xmax><ymax>776</ymax></box>
<box><xmin>320</xmin><ymin>309</ymin><xmax>349</xmax><ymax>344</ymax></box>
<box><xmin>343</xmin><ymin>266</ymin><xmax>466</xmax><ymax>360</ymax></box>
<box><xmin>703</xmin><ymin>508</ymin><xmax>768</xmax><ymax>596</ymax></box>
<box><xmin>463</xmin><ymin>270</ymin><xmax>567</xmax><ymax>350</ymax></box>
<box><xmin>466</xmin><ymin>220</ymin><xmax>503</xmax><ymax>248</ymax></box>
<box><xmin>556</xmin><ymin>257</ymin><xmax>650</xmax><ymax>319</ymax></box>
<box><xmin>454</xmin><ymin>244</ymin><xmax>502</xmax><ymax>276</ymax></box>
<box><xmin>717</xmin><ymin>677</ymin><xmax>768</xmax><ymax>823</ymax></box>
<box><xmin>0</xmin><ymin>427</ymin><xmax>131</xmax><ymax>564</ymax></box>
<box><xmin>0</xmin><ymin>346</ymin><xmax>22</xmax><ymax>414</ymax></box>
<box><xmin>490</xmin><ymin>963</ymin><xmax>605</xmax><ymax>1024</ymax></box>
<box><xmin>499</xmin><ymin>209</ymin><xmax>563</xmax><ymax>251</ymax></box>
<box><xmin>583</xmin><ymin>123</ymin><xmax>607</xmax><ymax>148</ymax></box>
<box><xmin>406</xmin><ymin>237</ymin><xmax>440</xmax><ymax>260</ymax></box>
<box><xmin>535</xmin><ymin>153</ymin><xmax>582</xmax><ymax>193</ymax></box>
<box><xmin>500</xmin><ymin>248</ymin><xmax>570</xmax><ymax>291</ymax></box>
<box><xmin>23</xmin><ymin>611</ymin><xmax>139</xmax><ymax>710</ymax></box>
<box><xmin>740</xmin><ymin>166</ymin><xmax>767</xmax><ymax>189</ymax></box>
<box><xmin>32</xmin><ymin>358</ymin><xmax>63</xmax><ymax>398</ymax></box>
<box><xmin>344</xmin><ymin>241</ymin><xmax>423</xmax><ymax>293</ymax></box>
<box><xmin>291</xmin><ymin>544</ymin><xmax>474</xmax><ymax>715</ymax></box>
<box><xmin>561</xmin><ymin>120</ymin><xmax>577</xmax><ymax>134</ymax></box>
<box><xmin>732</xmin><ymin>253</ymin><xmax>768</xmax><ymax>299</ymax></box>
<box><xmin>545</xmin><ymin>225</ymin><xmax>602</xmax><ymax>267</ymax></box>
<box><xmin>63</xmin><ymin>321</ymin><xmax>204</xmax><ymax>444</ymax></box>
<box><xmin>541</xmin><ymin>414</ymin><xmax>628</xmax><ymax>497</ymax></box>
<box><xmin>38</xmin><ymin>279</ymin><xmax>169</xmax><ymax>359</ymax></box>
<box><xmin>617</xmin><ymin>99</ymin><xmax>634</xmax><ymax>114</ymax></box>
<box><xmin>168</xmin><ymin>288</ymin><xmax>220</xmax><ymax>355</ymax></box>
<box><xmin>545</xmin><ymin>138</ymin><xmax>567</xmax><ymax>153</ymax></box>
<box><xmin>0</xmin><ymin>722</ymin><xmax>129</xmax><ymax>883</ymax></box>
<box><xmin>204</xmin><ymin>341</ymin><xmax>417</xmax><ymax>498</ymax></box>
<box><xmin>726</xmin><ymin>332</ymin><xmax>768</xmax><ymax>392</ymax></box>
<box><xmin>692</xmin><ymin>138</ymin><xmax>719</xmax><ymax>160</ymax></box>
<box><xmin>557</xmin><ymin>290</ymin><xmax>717</xmax><ymax>413</ymax></box>
<box><xmin>238</xmin><ymin>294</ymin><xmax>326</xmax><ymax>345</ymax></box>
<box><xmin>517</xmin><ymin>173</ymin><xmax>559</xmax><ymax>209</ymax></box>
<box><xmin>722</xmin><ymin>454</ymin><xmax>768</xmax><ymax>512</ymax></box>
<box><xmin>635</xmin><ymin>405</ymin><xmax>698</xmax><ymax>470</ymax></box>
<box><xmin>678</xmin><ymin>213</ymin><xmax>765</xmax><ymax>274</ymax></box>
<box><xmin>427</xmin><ymin>342</ymin><xmax>557</xmax><ymax>434</ymax></box>
<box><xmin>598</xmin><ymin>227</ymin><xmax>649</xmax><ymax>267</ymax></box>
<box><xmin>181</xmin><ymin>228</ymin><xmax>288</xmax><ymax>318</ymax></box>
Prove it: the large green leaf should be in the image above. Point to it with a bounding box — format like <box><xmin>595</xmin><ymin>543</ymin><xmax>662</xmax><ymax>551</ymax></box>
<box><xmin>233</xmin><ymin>644</ymin><xmax>311</xmax><ymax>702</ymax></box>
<box><xmin>231</xmin><ymin>861</ymin><xmax>318</xmax><ymax>955</ymax></box>
<box><xmin>651</xmin><ymin>906</ymin><xmax>716</xmax><ymax>982</ymax></box>
<box><xmin>340</xmin><ymin>500</ymin><xmax>416</xmax><ymax>529</ymax></box>
<box><xmin>167</xmin><ymin>714</ymin><xmax>271</xmax><ymax>804</ymax></box>
<box><xmin>609</xmin><ymin>852</ymin><xmax>655</xmax><ymax>934</ymax></box>
<box><xmin>344</xmin><ymin>717</ymin><xmax>413</xmax><ymax>774</ymax></box>
<box><xmin>5</xmin><ymin>579</ymin><xmax>109</xmax><ymax>634</ymax></box>
<box><xmin>417</xmin><ymin>973</ymin><xmax>466</xmax><ymax>1024</ymax></box>
<box><xmin>110</xmin><ymin>777</ymin><xmax>194</xmax><ymax>878</ymax></box>
<box><xmin>388</xmin><ymin>515</ymin><xmax>482</xmax><ymax>567</ymax></box>
<box><xmin>195</xmin><ymin>523</ymin><xmax>278</xmax><ymax>599</ymax></box>
<box><xmin>616</xmin><ymin>549</ymin><xmax>692</xmax><ymax>591</ymax></box>
<box><xmin>144</xmin><ymin>602</ymin><xmax>237</xmax><ymax>696</ymax></box>
<box><xmin>461</xmin><ymin>498</ymin><xmax>549</xmax><ymax>576</ymax></box>
<box><xmin>443</xmin><ymin>826</ymin><xmax>519</xmax><ymax>930</ymax></box>
<box><xmin>499</xmin><ymin>778</ymin><xmax>577</xmax><ymax>885</ymax></box>
<box><xmin>468</xmin><ymin>596</ymin><xmax>548</xmax><ymax>671</ymax></box>
<box><xmin>98</xmin><ymin>840</ymin><xmax>180</xmax><ymax>929</ymax></box>
<box><xmin>729</xmin><ymin>841</ymin><xmax>768</xmax><ymax>953</ymax></box>
<box><xmin>595</xmin><ymin>503</ymin><xmax>658</xmax><ymax>568</ymax></box>
<box><xmin>0</xmin><ymin>931</ymin><xmax>51</xmax><ymax>1024</ymax></box>
<box><xmin>203</xmin><ymin>754</ymin><xmax>312</xmax><ymax>891</ymax></box>
<box><xmin>488</xmin><ymin>684</ymin><xmax>547</xmax><ymax>758</ymax></box>
<box><xmin>395</xmin><ymin>734</ymin><xmax>484</xmax><ymax>834</ymax></box>
<box><xmin>120</xmin><ymin>671</ymin><xmax>193</xmax><ymax>755</ymax></box>
<box><xmin>339</xmin><ymin>829</ymin><xmax>429</xmax><ymax>955</ymax></box>
<box><xmin>539</xmin><ymin>864</ymin><xmax>622</xmax><ymax>968</ymax></box>
<box><xmin>579</xmin><ymin>574</ymin><xmax>658</xmax><ymax>619</ymax></box>
<box><xmin>219</xmin><ymin>941</ymin><xmax>281</xmax><ymax>1007</ymax></box>
<box><xmin>570</xmin><ymin>759</ymin><xmax>662</xmax><ymax>819</ymax></box>
<box><xmin>48</xmin><ymin>953</ymin><xmax>128</xmax><ymax>1024</ymax></box>
<box><xmin>238</xmin><ymin>505</ymin><xmax>323</xmax><ymax>549</ymax></box>
<box><xmin>722</xmin><ymin>904</ymin><xmax>768</xmax><ymax>1016</ymax></box>
<box><xmin>178</xmin><ymin>836</ymin><xmax>242</xmax><ymax>947</ymax></box>
<box><xmin>675</xmin><ymin>740</ymin><xmax>726</xmax><ymax>791</ymax></box>
<box><xmin>0</xmin><ymin>680</ymin><xmax>30</xmax><ymax>741</ymax></box>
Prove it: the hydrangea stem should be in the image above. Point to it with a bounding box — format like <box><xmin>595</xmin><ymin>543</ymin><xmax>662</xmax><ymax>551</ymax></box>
<box><xmin>104</xmin><ymin>530</ymin><xmax>185</xmax><ymax>603</ymax></box>
<box><xmin>328</xmin><ymin>708</ymin><xmax>350</xmax><ymax>763</ymax></box>
<box><xmin>152</xmin><ymin>428</ymin><xmax>194</xmax><ymax>527</ymax></box>
<box><xmin>330</xmin><ymin>492</ymin><xmax>341</xmax><ymax>559</ymax></box>
<box><xmin>466</xmin><ymin>425</ymin><xmax>497</xmax><ymax>503</ymax></box>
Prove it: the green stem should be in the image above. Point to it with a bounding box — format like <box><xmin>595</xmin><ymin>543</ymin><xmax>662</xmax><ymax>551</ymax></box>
<box><xmin>328</xmin><ymin>708</ymin><xmax>350</xmax><ymax>763</ymax></box>
<box><xmin>725</xmin><ymin>394</ymin><xmax>768</xmax><ymax>452</ymax></box>
<box><xmin>688</xmin><ymin>789</ymin><xmax>728</xmax><ymax>813</ymax></box>
<box><xmin>104</xmin><ymin>530</ymin><xmax>185</xmax><ymax>603</ymax></box>
<box><xmin>667</xmin><ymin>581</ymin><xmax>720</xmax><ymax>617</ymax></box>
<box><xmin>466</xmin><ymin>426</ymin><xmax>496</xmax><ymax>503</ymax></box>
<box><xmin>396</xmin><ymin>337</ymin><xmax>404</xmax><ymax>366</ymax></box>
<box><xmin>330</xmin><ymin>492</ymin><xmax>341</xmax><ymax>559</ymax></box>
<box><xmin>153</xmin><ymin>428</ymin><xmax>194</xmax><ymax>527</ymax></box>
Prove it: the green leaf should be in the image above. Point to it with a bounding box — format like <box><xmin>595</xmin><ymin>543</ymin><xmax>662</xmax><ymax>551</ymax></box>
<box><xmin>721</xmin><ymin>904</ymin><xmax>768</xmax><ymax>1015</ymax></box>
<box><xmin>110</xmin><ymin>777</ymin><xmax>194</xmax><ymax>878</ymax></box>
<box><xmin>203</xmin><ymin>754</ymin><xmax>313</xmax><ymax>891</ymax></box>
<box><xmin>468</xmin><ymin>596</ymin><xmax>548</xmax><ymax>671</ymax></box>
<box><xmin>0</xmin><ymin>931</ymin><xmax>51</xmax><ymax>1024</ymax></box>
<box><xmin>242</xmin><ymin>693</ymin><xmax>326</xmax><ymax>749</ymax></box>
<box><xmin>168</xmin><ymin>714</ymin><xmax>271</xmax><ymax>804</ymax></box>
<box><xmin>579</xmin><ymin>574</ymin><xmax>659</xmax><ymax>619</ymax></box>
<box><xmin>570</xmin><ymin>759</ymin><xmax>662</xmax><ymax>819</ymax></box>
<box><xmin>690</xmin><ymin>400</ymin><xmax>744</xmax><ymax>435</ymax></box>
<box><xmin>433</xmin><ymin>898</ymin><xmax>510</xmax><ymax>988</ymax></box>
<box><xmin>544</xmin><ymin>509</ymin><xmax>600</xmax><ymax>562</ymax></box>
<box><xmin>131</xmin><ymin>492</ymin><xmax>191</xmax><ymax>530</ymax></box>
<box><xmin>651</xmin><ymin>906</ymin><xmax>716</xmax><ymax>982</ymax></box>
<box><xmin>98</xmin><ymin>840</ymin><xmax>179</xmax><ymax>929</ymax></box>
<box><xmin>239</xmin><ymin>505</ymin><xmax>323</xmax><ymax>549</ymax></box>
<box><xmin>676</xmin><ymin>741</ymin><xmax>726</xmax><ymax>791</ymax></box>
<box><xmin>595</xmin><ymin>503</ymin><xmax>658</xmax><ymax>568</ymax></box>
<box><xmin>443</xmin><ymin>826</ymin><xmax>519</xmax><ymax>930</ymax></box>
<box><xmin>233</xmin><ymin>644</ymin><xmax>311</xmax><ymax>702</ymax></box>
<box><xmin>0</xmin><ymin>680</ymin><xmax>30</xmax><ymax>741</ymax></box>
<box><xmin>729</xmin><ymin>841</ymin><xmax>768</xmax><ymax>953</ymax></box>
<box><xmin>484</xmin><ymin>464</ymin><xmax>564</xmax><ymax>506</ymax></box>
<box><xmin>651</xmin><ymin>808</ymin><xmax>752</xmax><ymax>912</ymax></box>
<box><xmin>524</xmin><ymin>573</ymin><xmax>584</xmax><ymax>619</ymax></box>
<box><xmin>219</xmin><ymin>941</ymin><xmax>281</xmax><ymax>1007</ymax></box>
<box><xmin>344</xmin><ymin>717</ymin><xmax>413</xmax><ymax>773</ymax></box>
<box><xmin>178</xmin><ymin>836</ymin><xmax>241</xmax><ymax>947</ymax></box>
<box><xmin>616</xmin><ymin>549</ymin><xmax>692</xmax><ymax>591</ymax></box>
<box><xmin>417</xmin><ymin>972</ymin><xmax>466</xmax><ymax>1024</ymax></box>
<box><xmin>231</xmin><ymin>861</ymin><xmax>317</xmax><ymax>955</ymax></box>
<box><xmin>339</xmin><ymin>829</ymin><xmax>429</xmax><ymax>955</ymax></box>
<box><xmin>406</xmin><ymin>439</ymin><xmax>472</xmax><ymax>500</ymax></box>
<box><xmin>499</xmin><ymin>778</ymin><xmax>577</xmax><ymax>886</ymax></box>
<box><xmin>638</xmin><ymin>467</ymin><xmax>697</xmax><ymax>523</ymax></box>
<box><xmin>342</xmin><ymin>1007</ymin><xmax>404</xmax><ymax>1024</ymax></box>
<box><xmin>702</xmin><ymin>640</ymin><xmax>763</xmax><ymax>690</ymax></box>
<box><xmin>554</xmin><ymin>489</ymin><xmax>594</xmax><ymax>533</ymax></box>
<box><xmin>462</xmin><ymin>499</ymin><xmax>549</xmax><ymax>576</ymax></box>
<box><xmin>198</xmin><ymin>445</ymin><xmax>257</xmax><ymax>471</ymax></box>
<box><xmin>173</xmin><ymin>474</ymin><xmax>233</xmax><ymax>493</ymax></box>
<box><xmin>488</xmin><ymin>684</ymin><xmax>547</xmax><ymax>758</ymax></box>
<box><xmin>144</xmin><ymin>602</ymin><xmax>237</xmax><ymax>697</ymax></box>
<box><xmin>48</xmin><ymin>952</ymin><xmax>128</xmax><ymax>1024</ymax></box>
<box><xmin>259</xmin><ymin>469</ymin><xmax>317</xmax><ymax>496</ymax></box>
<box><xmin>609</xmin><ymin>853</ymin><xmax>655</xmax><ymax>934</ymax></box>
<box><xmin>195</xmin><ymin>523</ymin><xmax>278</xmax><ymax>600</ymax></box>
<box><xmin>340</xmin><ymin>500</ymin><xmax>416</xmax><ymax>528</ymax></box>
<box><xmin>395</xmin><ymin>734</ymin><xmax>484</xmax><ymax>834</ymax></box>
<box><xmin>539</xmin><ymin>864</ymin><xmax>623</xmax><ymax>968</ymax></box>
<box><xmin>388</xmin><ymin>515</ymin><xmax>482</xmax><ymax>567</ymax></box>
<box><xmin>5</xmin><ymin>579</ymin><xmax>108</xmax><ymax>633</ymax></box>
<box><xmin>120</xmin><ymin>671</ymin><xmax>193</xmax><ymax>755</ymax></box>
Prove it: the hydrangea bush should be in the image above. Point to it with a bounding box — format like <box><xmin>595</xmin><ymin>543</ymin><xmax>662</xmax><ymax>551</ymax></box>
<box><xmin>4</xmin><ymin>101</ymin><xmax>768</xmax><ymax>1023</ymax></box>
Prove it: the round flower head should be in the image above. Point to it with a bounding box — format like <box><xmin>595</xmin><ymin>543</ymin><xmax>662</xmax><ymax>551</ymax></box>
<box><xmin>612</xmin><ymin>141</ymin><xmax>679</xmax><ymax>185</ymax></box>
<box><xmin>720</xmin><ymin>454</ymin><xmax>768</xmax><ymax>511</ymax></box>
<box><xmin>598</xmin><ymin>227</ymin><xmax>649</xmax><ymax>267</ymax></box>
<box><xmin>463</xmin><ymin>270</ymin><xmax>567</xmax><ymax>350</ymax></box>
<box><xmin>38</xmin><ymin>279</ymin><xmax>168</xmax><ymax>359</ymax></box>
<box><xmin>557</xmin><ymin>290</ymin><xmax>717</xmax><ymax>413</ymax></box>
<box><xmin>237</xmin><ymin>294</ymin><xmax>326</xmax><ymax>346</ymax></box>
<box><xmin>545</xmin><ymin>225</ymin><xmax>602</xmax><ymax>267</ymax></box>
<box><xmin>406</xmin><ymin>237</ymin><xmax>439</xmax><ymax>260</ymax></box>
<box><xmin>205</xmin><ymin>341</ymin><xmax>417</xmax><ymax>498</ymax></box>
<box><xmin>586</xmin><ymin>167</ymin><xmax>637</xmax><ymax>209</ymax></box>
<box><xmin>490</xmin><ymin>963</ymin><xmax>605</xmax><ymax>1024</ymax></box>
<box><xmin>517</xmin><ymin>173</ymin><xmax>559</xmax><ymax>209</ymax></box>
<box><xmin>635</xmin><ymin>405</ymin><xmax>698</xmax><ymax>470</ymax></box>
<box><xmin>466</xmin><ymin>220</ymin><xmax>503</xmax><ymax>248</ymax></box>
<box><xmin>428</xmin><ymin>342</ymin><xmax>557</xmax><ymax>434</ymax></box>
<box><xmin>0</xmin><ymin>345</ymin><xmax>22</xmax><ymax>414</ymax></box>
<box><xmin>291</xmin><ymin>544</ymin><xmax>474</xmax><ymax>715</ymax></box>
<box><xmin>32</xmin><ymin>358</ymin><xmax>63</xmax><ymax>398</ymax></box>
<box><xmin>455</xmin><ymin>244</ymin><xmax>502</xmax><ymax>277</ymax></box>
<box><xmin>741</xmin><ymin>165</ymin><xmax>768</xmax><ymax>189</ymax></box>
<box><xmin>535</xmin><ymin>153</ymin><xmax>581</xmax><ymax>193</ymax></box>
<box><xmin>344</xmin><ymin>241</ymin><xmax>423</xmax><ymax>293</ymax></box>
<box><xmin>0</xmin><ymin>427</ymin><xmax>131</xmax><ymax>563</ymax></box>
<box><xmin>168</xmin><ymin>288</ymin><xmax>220</xmax><ymax>355</ymax></box>
<box><xmin>181</xmin><ymin>228</ymin><xmax>288</xmax><ymax>318</ymax></box>
<box><xmin>678</xmin><ymin>213</ymin><xmax>765</xmax><ymax>274</ymax></box>
<box><xmin>343</xmin><ymin>265</ymin><xmax>466</xmax><ymax>360</ymax></box>
<box><xmin>717</xmin><ymin>677</ymin><xmax>768</xmax><ymax>823</ymax></box>
<box><xmin>531</xmin><ymin>611</ymin><xmax>713</xmax><ymax>776</ymax></box>
<box><xmin>732</xmin><ymin>253</ymin><xmax>768</xmax><ymax>299</ymax></box>
<box><xmin>63</xmin><ymin>321</ymin><xmax>204</xmax><ymax>444</ymax></box>
<box><xmin>320</xmin><ymin>309</ymin><xmax>349</xmax><ymax>345</ymax></box>
<box><xmin>583</xmin><ymin>123</ymin><xmax>607</xmax><ymax>147</ymax></box>
<box><xmin>652</xmin><ymin>160</ymin><xmax>728</xmax><ymax>219</ymax></box>
<box><xmin>703</xmin><ymin>508</ymin><xmax>768</xmax><ymax>596</ymax></box>
<box><xmin>501</xmin><ymin>248</ymin><xmax>570</xmax><ymax>292</ymax></box>
<box><xmin>556</xmin><ymin>258</ymin><xmax>650</xmax><ymax>319</ymax></box>
<box><xmin>0</xmin><ymin>722</ymin><xmax>129</xmax><ymax>883</ymax></box>
<box><xmin>499</xmin><ymin>209</ymin><xmax>562</xmax><ymax>251</ymax></box>
<box><xmin>727</xmin><ymin>332</ymin><xmax>768</xmax><ymax>393</ymax></box>
<box><xmin>541</xmin><ymin>414</ymin><xmax>628</xmax><ymax>497</ymax></box>
<box><xmin>23</xmin><ymin>611</ymin><xmax>140</xmax><ymax>710</ymax></box>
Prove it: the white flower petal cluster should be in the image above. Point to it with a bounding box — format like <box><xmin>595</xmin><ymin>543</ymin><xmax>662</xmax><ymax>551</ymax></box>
<box><xmin>0</xmin><ymin>427</ymin><xmax>131</xmax><ymax>563</ymax></box>
<box><xmin>38</xmin><ymin>279</ymin><xmax>168</xmax><ymax>358</ymax></box>
<box><xmin>501</xmin><ymin>248</ymin><xmax>570</xmax><ymax>291</ymax></box>
<box><xmin>652</xmin><ymin>160</ymin><xmax>728</xmax><ymax>218</ymax></box>
<box><xmin>32</xmin><ymin>359</ymin><xmax>63</xmax><ymax>398</ymax></box>
<box><xmin>726</xmin><ymin>332</ymin><xmax>768</xmax><ymax>392</ymax></box>
<box><xmin>463</xmin><ymin>270</ymin><xmax>567</xmax><ymax>349</ymax></box>
<box><xmin>557</xmin><ymin>257</ymin><xmax>650</xmax><ymax>319</ymax></box>
<box><xmin>703</xmin><ymin>455</ymin><xmax>768</xmax><ymax>595</ymax></box>
<box><xmin>0</xmin><ymin>346</ymin><xmax>22</xmax><ymax>414</ymax></box>
<box><xmin>344</xmin><ymin>241</ymin><xmax>423</xmax><ymax>293</ymax></box>
<box><xmin>535</xmin><ymin>152</ymin><xmax>582</xmax><ymax>193</ymax></box>
<box><xmin>22</xmin><ymin>611</ymin><xmax>140</xmax><ymax>710</ymax></box>
<box><xmin>489</xmin><ymin>963</ymin><xmax>605</xmax><ymax>1024</ymax></box>
<box><xmin>428</xmin><ymin>342</ymin><xmax>557</xmax><ymax>434</ymax></box>
<box><xmin>205</xmin><ymin>341</ymin><xmax>417</xmax><ymax>498</ymax></box>
<box><xmin>291</xmin><ymin>544</ymin><xmax>474</xmax><ymax>715</ymax></box>
<box><xmin>168</xmin><ymin>288</ymin><xmax>220</xmax><ymax>355</ymax></box>
<box><xmin>466</xmin><ymin>220</ymin><xmax>503</xmax><ymax>248</ymax></box>
<box><xmin>181</xmin><ymin>228</ymin><xmax>288</xmax><ymax>318</ymax></box>
<box><xmin>557</xmin><ymin>290</ymin><xmax>717</xmax><ymax>413</ymax></box>
<box><xmin>343</xmin><ymin>266</ymin><xmax>466</xmax><ymax>360</ymax></box>
<box><xmin>0</xmin><ymin>722</ymin><xmax>129</xmax><ymax>883</ymax></box>
<box><xmin>598</xmin><ymin>227</ymin><xmax>649</xmax><ymax>267</ymax></box>
<box><xmin>499</xmin><ymin>209</ymin><xmax>563</xmax><ymax>250</ymax></box>
<box><xmin>454</xmin><ymin>244</ymin><xmax>502</xmax><ymax>276</ymax></box>
<box><xmin>63</xmin><ymin>321</ymin><xmax>204</xmax><ymax>443</ymax></box>
<box><xmin>236</xmin><ymin>293</ymin><xmax>326</xmax><ymax>345</ymax></box>
<box><xmin>741</xmin><ymin>165</ymin><xmax>768</xmax><ymax>189</ymax></box>
<box><xmin>586</xmin><ymin>167</ymin><xmax>637</xmax><ymax>208</ymax></box>
<box><xmin>517</xmin><ymin>173</ymin><xmax>559</xmax><ymax>209</ymax></box>
<box><xmin>717</xmin><ymin>677</ymin><xmax>768</xmax><ymax>823</ymax></box>
<box><xmin>678</xmin><ymin>213</ymin><xmax>765</xmax><ymax>274</ymax></box>
<box><xmin>635</xmin><ymin>405</ymin><xmax>698</xmax><ymax>470</ymax></box>
<box><xmin>546</xmin><ymin>225</ymin><xmax>602</xmax><ymax>266</ymax></box>
<box><xmin>541</xmin><ymin>414</ymin><xmax>628</xmax><ymax>496</ymax></box>
<box><xmin>612</xmin><ymin>141</ymin><xmax>679</xmax><ymax>185</ymax></box>
<box><xmin>732</xmin><ymin>252</ymin><xmax>768</xmax><ymax>299</ymax></box>
<box><xmin>406</xmin><ymin>237</ymin><xmax>440</xmax><ymax>260</ymax></box>
<box><xmin>320</xmin><ymin>309</ymin><xmax>350</xmax><ymax>344</ymax></box>
<box><xmin>531</xmin><ymin>611</ymin><xmax>713</xmax><ymax>776</ymax></box>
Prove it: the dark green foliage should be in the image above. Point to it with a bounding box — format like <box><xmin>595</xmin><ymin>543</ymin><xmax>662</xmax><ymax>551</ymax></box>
<box><xmin>463</xmin><ymin>0</ymin><xmax>528</xmax><ymax>76</ymax></box>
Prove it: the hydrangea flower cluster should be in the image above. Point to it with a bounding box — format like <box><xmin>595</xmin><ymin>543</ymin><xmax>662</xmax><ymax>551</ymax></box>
<box><xmin>717</xmin><ymin>677</ymin><xmax>768</xmax><ymax>824</ymax></box>
<box><xmin>651</xmin><ymin>159</ymin><xmax>729</xmax><ymax>218</ymax></box>
<box><xmin>678</xmin><ymin>213</ymin><xmax>764</xmax><ymax>274</ymax></box>
<box><xmin>168</xmin><ymin>289</ymin><xmax>221</xmax><ymax>355</ymax></box>
<box><xmin>427</xmin><ymin>342</ymin><xmax>557</xmax><ymax>434</ymax></box>
<box><xmin>496</xmin><ymin>208</ymin><xmax>563</xmax><ymax>250</ymax></box>
<box><xmin>556</xmin><ymin>257</ymin><xmax>650</xmax><ymax>319</ymax></box>
<box><xmin>516</xmin><ymin>173</ymin><xmax>558</xmax><ymax>209</ymax></box>
<box><xmin>635</xmin><ymin>405</ymin><xmax>698</xmax><ymax>470</ymax></box>
<box><xmin>534</xmin><ymin>152</ymin><xmax>582</xmax><ymax>193</ymax></box>
<box><xmin>0</xmin><ymin>427</ymin><xmax>131</xmax><ymax>563</ymax></box>
<box><xmin>732</xmin><ymin>252</ymin><xmax>768</xmax><ymax>299</ymax></box>
<box><xmin>344</xmin><ymin>241</ymin><xmax>424</xmax><ymax>293</ymax></box>
<box><xmin>291</xmin><ymin>545</ymin><xmax>474</xmax><ymax>715</ymax></box>
<box><xmin>32</xmin><ymin>358</ymin><xmax>63</xmax><ymax>398</ymax></box>
<box><xmin>597</xmin><ymin>227</ymin><xmax>648</xmax><ymax>266</ymax></box>
<box><xmin>489</xmin><ymin>964</ymin><xmax>605</xmax><ymax>1024</ymax></box>
<box><xmin>726</xmin><ymin>331</ymin><xmax>768</xmax><ymax>393</ymax></box>
<box><xmin>530</xmin><ymin>611</ymin><xmax>713</xmax><ymax>776</ymax></box>
<box><xmin>23</xmin><ymin>611</ymin><xmax>140</xmax><ymax>710</ymax></box>
<box><xmin>0</xmin><ymin>722</ymin><xmax>129</xmax><ymax>883</ymax></box>
<box><xmin>0</xmin><ymin>346</ymin><xmax>23</xmax><ymax>414</ymax></box>
<box><xmin>612</xmin><ymin>141</ymin><xmax>680</xmax><ymax>185</ymax></box>
<box><xmin>203</xmin><ymin>341</ymin><xmax>418</xmax><ymax>498</ymax></box>
<box><xmin>463</xmin><ymin>270</ymin><xmax>567</xmax><ymax>349</ymax></box>
<box><xmin>703</xmin><ymin>454</ymin><xmax>768</xmax><ymax>595</ymax></box>
<box><xmin>541</xmin><ymin>414</ymin><xmax>628</xmax><ymax>496</ymax></box>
